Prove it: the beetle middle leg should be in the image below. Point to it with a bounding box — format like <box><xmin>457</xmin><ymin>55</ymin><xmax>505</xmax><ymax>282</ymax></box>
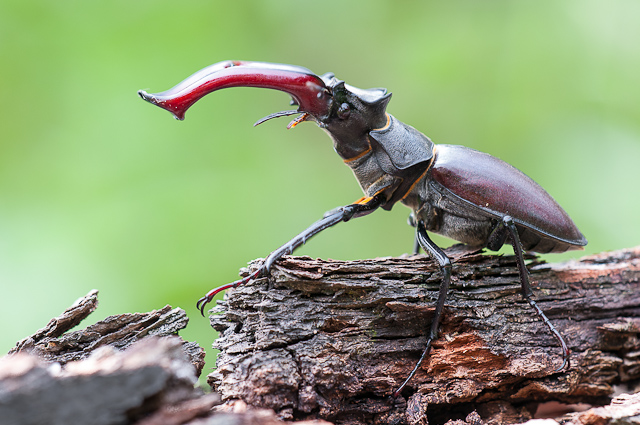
<box><xmin>407</xmin><ymin>212</ymin><xmax>421</xmax><ymax>255</ymax></box>
<box><xmin>196</xmin><ymin>194</ymin><xmax>384</xmax><ymax>315</ymax></box>
<box><xmin>394</xmin><ymin>220</ymin><xmax>451</xmax><ymax>397</ymax></box>
<box><xmin>499</xmin><ymin>215</ymin><xmax>570</xmax><ymax>371</ymax></box>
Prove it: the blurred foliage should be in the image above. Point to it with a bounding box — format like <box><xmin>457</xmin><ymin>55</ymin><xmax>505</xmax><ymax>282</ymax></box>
<box><xmin>1</xmin><ymin>0</ymin><xmax>639</xmax><ymax>378</ymax></box>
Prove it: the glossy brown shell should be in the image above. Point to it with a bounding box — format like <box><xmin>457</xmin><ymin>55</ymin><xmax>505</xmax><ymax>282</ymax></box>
<box><xmin>431</xmin><ymin>144</ymin><xmax>587</xmax><ymax>249</ymax></box>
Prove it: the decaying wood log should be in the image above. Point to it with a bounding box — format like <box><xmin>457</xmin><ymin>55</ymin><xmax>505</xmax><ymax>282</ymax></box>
<box><xmin>208</xmin><ymin>246</ymin><xmax>640</xmax><ymax>425</ymax></box>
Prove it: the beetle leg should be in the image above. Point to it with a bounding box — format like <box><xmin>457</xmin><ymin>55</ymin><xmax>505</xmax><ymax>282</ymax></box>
<box><xmin>393</xmin><ymin>221</ymin><xmax>451</xmax><ymax>397</ymax></box>
<box><xmin>412</xmin><ymin>238</ymin><xmax>421</xmax><ymax>256</ymax></box>
<box><xmin>501</xmin><ymin>215</ymin><xmax>570</xmax><ymax>371</ymax></box>
<box><xmin>261</xmin><ymin>194</ymin><xmax>383</xmax><ymax>272</ymax></box>
<box><xmin>407</xmin><ymin>213</ymin><xmax>421</xmax><ymax>255</ymax></box>
<box><xmin>486</xmin><ymin>219</ymin><xmax>508</xmax><ymax>251</ymax></box>
<box><xmin>196</xmin><ymin>195</ymin><xmax>384</xmax><ymax>316</ymax></box>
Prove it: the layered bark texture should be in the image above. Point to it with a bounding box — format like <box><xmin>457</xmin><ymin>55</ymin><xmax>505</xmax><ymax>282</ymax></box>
<box><xmin>3</xmin><ymin>246</ymin><xmax>639</xmax><ymax>425</ymax></box>
<box><xmin>209</xmin><ymin>246</ymin><xmax>640</xmax><ymax>424</ymax></box>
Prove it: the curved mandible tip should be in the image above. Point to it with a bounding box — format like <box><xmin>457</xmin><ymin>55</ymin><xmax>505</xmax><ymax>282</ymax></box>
<box><xmin>138</xmin><ymin>60</ymin><xmax>330</xmax><ymax>121</ymax></box>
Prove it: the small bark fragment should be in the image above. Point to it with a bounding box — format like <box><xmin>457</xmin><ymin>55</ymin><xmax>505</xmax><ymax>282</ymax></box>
<box><xmin>8</xmin><ymin>290</ymin><xmax>204</xmax><ymax>375</ymax></box>
<box><xmin>10</xmin><ymin>289</ymin><xmax>99</xmax><ymax>352</ymax></box>
<box><xmin>527</xmin><ymin>392</ymin><xmax>640</xmax><ymax>425</ymax></box>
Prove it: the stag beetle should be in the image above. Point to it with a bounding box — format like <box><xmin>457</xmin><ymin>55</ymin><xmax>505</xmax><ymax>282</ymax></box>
<box><xmin>139</xmin><ymin>60</ymin><xmax>587</xmax><ymax>396</ymax></box>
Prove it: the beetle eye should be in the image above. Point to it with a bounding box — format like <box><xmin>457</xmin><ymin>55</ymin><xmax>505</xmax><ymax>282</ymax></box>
<box><xmin>337</xmin><ymin>103</ymin><xmax>351</xmax><ymax>119</ymax></box>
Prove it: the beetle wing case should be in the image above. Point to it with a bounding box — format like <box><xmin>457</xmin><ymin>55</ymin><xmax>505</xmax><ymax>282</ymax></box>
<box><xmin>429</xmin><ymin>144</ymin><xmax>587</xmax><ymax>252</ymax></box>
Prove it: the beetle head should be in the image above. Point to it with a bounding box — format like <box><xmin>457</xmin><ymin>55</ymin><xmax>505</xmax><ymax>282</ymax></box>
<box><xmin>314</xmin><ymin>74</ymin><xmax>391</xmax><ymax>154</ymax></box>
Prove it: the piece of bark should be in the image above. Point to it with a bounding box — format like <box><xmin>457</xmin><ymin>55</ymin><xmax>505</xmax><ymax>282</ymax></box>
<box><xmin>1</xmin><ymin>336</ymin><xmax>334</xmax><ymax>425</ymax></box>
<box><xmin>8</xmin><ymin>290</ymin><xmax>205</xmax><ymax>375</ymax></box>
<box><xmin>524</xmin><ymin>392</ymin><xmax>640</xmax><ymax>425</ymax></box>
<box><xmin>444</xmin><ymin>411</ymin><xmax>484</xmax><ymax>425</ymax></box>
<box><xmin>2</xmin><ymin>291</ymin><xmax>322</xmax><ymax>425</ymax></box>
<box><xmin>208</xmin><ymin>246</ymin><xmax>640</xmax><ymax>425</ymax></box>
<box><xmin>0</xmin><ymin>336</ymin><xmax>211</xmax><ymax>425</ymax></box>
<box><xmin>134</xmin><ymin>393</ymin><xmax>223</xmax><ymax>425</ymax></box>
<box><xmin>202</xmin><ymin>401</ymin><xmax>334</xmax><ymax>425</ymax></box>
<box><xmin>10</xmin><ymin>289</ymin><xmax>100</xmax><ymax>352</ymax></box>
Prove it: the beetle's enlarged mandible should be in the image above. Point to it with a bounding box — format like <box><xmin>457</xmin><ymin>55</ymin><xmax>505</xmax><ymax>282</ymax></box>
<box><xmin>139</xmin><ymin>60</ymin><xmax>587</xmax><ymax>396</ymax></box>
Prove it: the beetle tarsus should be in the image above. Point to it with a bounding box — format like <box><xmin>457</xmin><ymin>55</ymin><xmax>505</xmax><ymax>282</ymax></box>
<box><xmin>196</xmin><ymin>269</ymin><xmax>262</xmax><ymax>316</ymax></box>
<box><xmin>526</xmin><ymin>296</ymin><xmax>571</xmax><ymax>371</ymax></box>
<box><xmin>555</xmin><ymin>349</ymin><xmax>571</xmax><ymax>372</ymax></box>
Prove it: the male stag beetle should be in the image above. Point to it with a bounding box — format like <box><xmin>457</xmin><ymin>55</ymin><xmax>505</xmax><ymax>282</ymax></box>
<box><xmin>139</xmin><ymin>60</ymin><xmax>587</xmax><ymax>396</ymax></box>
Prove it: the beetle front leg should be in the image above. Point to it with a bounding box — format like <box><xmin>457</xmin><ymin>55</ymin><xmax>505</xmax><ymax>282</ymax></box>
<box><xmin>500</xmin><ymin>215</ymin><xmax>570</xmax><ymax>371</ymax></box>
<box><xmin>196</xmin><ymin>195</ymin><xmax>384</xmax><ymax>315</ymax></box>
<box><xmin>393</xmin><ymin>221</ymin><xmax>451</xmax><ymax>397</ymax></box>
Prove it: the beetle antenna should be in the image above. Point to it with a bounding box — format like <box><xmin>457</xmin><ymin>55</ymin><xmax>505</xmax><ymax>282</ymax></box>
<box><xmin>254</xmin><ymin>110</ymin><xmax>300</xmax><ymax>127</ymax></box>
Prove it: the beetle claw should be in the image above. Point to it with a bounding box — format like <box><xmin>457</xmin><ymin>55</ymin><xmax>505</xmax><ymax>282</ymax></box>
<box><xmin>554</xmin><ymin>348</ymin><xmax>571</xmax><ymax>372</ymax></box>
<box><xmin>196</xmin><ymin>296</ymin><xmax>210</xmax><ymax>317</ymax></box>
<box><xmin>554</xmin><ymin>362</ymin><xmax>566</xmax><ymax>373</ymax></box>
<box><xmin>196</xmin><ymin>269</ymin><xmax>264</xmax><ymax>316</ymax></box>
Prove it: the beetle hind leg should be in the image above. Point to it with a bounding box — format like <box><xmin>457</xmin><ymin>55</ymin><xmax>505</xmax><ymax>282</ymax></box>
<box><xmin>500</xmin><ymin>215</ymin><xmax>570</xmax><ymax>371</ymax></box>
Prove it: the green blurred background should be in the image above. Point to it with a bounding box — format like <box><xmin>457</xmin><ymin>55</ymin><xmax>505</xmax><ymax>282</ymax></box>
<box><xmin>2</xmin><ymin>0</ymin><xmax>639</xmax><ymax>378</ymax></box>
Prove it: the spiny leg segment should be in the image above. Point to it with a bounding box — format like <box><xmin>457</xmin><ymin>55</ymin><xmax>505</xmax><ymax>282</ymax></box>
<box><xmin>393</xmin><ymin>221</ymin><xmax>451</xmax><ymax>397</ymax></box>
<box><xmin>501</xmin><ymin>215</ymin><xmax>570</xmax><ymax>371</ymax></box>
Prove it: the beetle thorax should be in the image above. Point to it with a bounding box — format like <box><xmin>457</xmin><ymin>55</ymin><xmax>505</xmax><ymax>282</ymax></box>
<box><xmin>324</xmin><ymin>130</ymin><xmax>372</xmax><ymax>162</ymax></box>
<box><xmin>341</xmin><ymin>140</ymin><xmax>404</xmax><ymax>202</ymax></box>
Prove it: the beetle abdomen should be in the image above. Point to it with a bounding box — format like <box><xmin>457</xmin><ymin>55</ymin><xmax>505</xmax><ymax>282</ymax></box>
<box><xmin>429</xmin><ymin>145</ymin><xmax>587</xmax><ymax>252</ymax></box>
